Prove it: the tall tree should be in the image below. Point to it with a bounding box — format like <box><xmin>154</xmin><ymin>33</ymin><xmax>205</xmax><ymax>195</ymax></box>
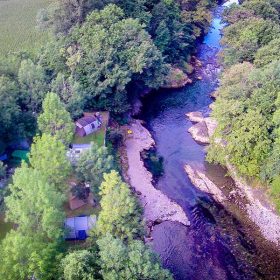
<box><xmin>38</xmin><ymin>92</ymin><xmax>74</xmax><ymax>146</ymax></box>
<box><xmin>5</xmin><ymin>164</ymin><xmax>65</xmax><ymax>239</ymax></box>
<box><xmin>51</xmin><ymin>73</ymin><xmax>85</xmax><ymax>118</ymax></box>
<box><xmin>0</xmin><ymin>230</ymin><xmax>63</xmax><ymax>280</ymax></box>
<box><xmin>96</xmin><ymin>171</ymin><xmax>143</xmax><ymax>240</ymax></box>
<box><xmin>61</xmin><ymin>250</ymin><xmax>100</xmax><ymax>280</ymax></box>
<box><xmin>29</xmin><ymin>134</ymin><xmax>71</xmax><ymax>188</ymax></box>
<box><xmin>221</xmin><ymin>18</ymin><xmax>280</xmax><ymax>66</ymax></box>
<box><xmin>97</xmin><ymin>234</ymin><xmax>173</xmax><ymax>280</ymax></box>
<box><xmin>0</xmin><ymin>75</ymin><xmax>21</xmax><ymax>141</ymax></box>
<box><xmin>18</xmin><ymin>59</ymin><xmax>49</xmax><ymax>113</ymax></box>
<box><xmin>76</xmin><ymin>142</ymin><xmax>114</xmax><ymax>195</ymax></box>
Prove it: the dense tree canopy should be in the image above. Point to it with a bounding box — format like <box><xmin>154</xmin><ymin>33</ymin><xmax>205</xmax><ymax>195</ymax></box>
<box><xmin>38</xmin><ymin>92</ymin><xmax>74</xmax><ymax>145</ymax></box>
<box><xmin>18</xmin><ymin>59</ymin><xmax>49</xmax><ymax>113</ymax></box>
<box><xmin>209</xmin><ymin>0</ymin><xmax>280</xmax><ymax>209</ymax></box>
<box><xmin>97</xmin><ymin>234</ymin><xmax>173</xmax><ymax>280</ymax></box>
<box><xmin>96</xmin><ymin>171</ymin><xmax>143</xmax><ymax>240</ymax></box>
<box><xmin>0</xmin><ymin>230</ymin><xmax>63</xmax><ymax>280</ymax></box>
<box><xmin>76</xmin><ymin>142</ymin><xmax>114</xmax><ymax>195</ymax></box>
<box><xmin>221</xmin><ymin>17</ymin><xmax>280</xmax><ymax>66</ymax></box>
<box><xmin>29</xmin><ymin>134</ymin><xmax>71</xmax><ymax>188</ymax></box>
<box><xmin>5</xmin><ymin>164</ymin><xmax>65</xmax><ymax>239</ymax></box>
<box><xmin>61</xmin><ymin>250</ymin><xmax>101</xmax><ymax>280</ymax></box>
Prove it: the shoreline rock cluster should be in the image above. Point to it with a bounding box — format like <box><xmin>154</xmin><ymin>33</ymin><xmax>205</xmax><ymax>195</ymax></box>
<box><xmin>185</xmin><ymin>111</ymin><xmax>280</xmax><ymax>245</ymax></box>
<box><xmin>121</xmin><ymin>120</ymin><xmax>190</xmax><ymax>233</ymax></box>
<box><xmin>186</xmin><ymin>111</ymin><xmax>217</xmax><ymax>144</ymax></box>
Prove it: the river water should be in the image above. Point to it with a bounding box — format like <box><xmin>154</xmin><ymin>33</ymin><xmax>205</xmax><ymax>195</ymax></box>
<box><xmin>139</xmin><ymin>1</ymin><xmax>280</xmax><ymax>279</ymax></box>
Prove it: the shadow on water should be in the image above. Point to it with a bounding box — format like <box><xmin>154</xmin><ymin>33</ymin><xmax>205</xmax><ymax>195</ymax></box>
<box><xmin>139</xmin><ymin>1</ymin><xmax>280</xmax><ymax>279</ymax></box>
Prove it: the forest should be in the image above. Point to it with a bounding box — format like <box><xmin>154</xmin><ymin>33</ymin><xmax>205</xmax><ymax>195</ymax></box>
<box><xmin>0</xmin><ymin>0</ymin><xmax>218</xmax><ymax>279</ymax></box>
<box><xmin>207</xmin><ymin>0</ymin><xmax>280</xmax><ymax>209</ymax></box>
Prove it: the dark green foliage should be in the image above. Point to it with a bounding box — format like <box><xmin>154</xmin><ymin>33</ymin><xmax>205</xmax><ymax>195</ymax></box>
<box><xmin>142</xmin><ymin>149</ymin><xmax>164</xmax><ymax>178</ymax></box>
<box><xmin>0</xmin><ymin>161</ymin><xmax>6</xmax><ymax>179</ymax></box>
<box><xmin>68</xmin><ymin>4</ymin><xmax>167</xmax><ymax>113</ymax></box>
<box><xmin>107</xmin><ymin>128</ymin><xmax>124</xmax><ymax>148</ymax></box>
<box><xmin>0</xmin><ymin>75</ymin><xmax>36</xmax><ymax>143</ymax></box>
<box><xmin>37</xmin><ymin>0</ymin><xmax>98</xmax><ymax>35</ymax></box>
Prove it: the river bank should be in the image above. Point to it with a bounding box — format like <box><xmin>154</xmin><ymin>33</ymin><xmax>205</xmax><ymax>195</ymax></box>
<box><xmin>120</xmin><ymin>120</ymin><xmax>189</xmax><ymax>236</ymax></box>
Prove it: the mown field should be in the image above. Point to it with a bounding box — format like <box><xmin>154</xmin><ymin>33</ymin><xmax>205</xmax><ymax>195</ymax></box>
<box><xmin>0</xmin><ymin>0</ymin><xmax>52</xmax><ymax>57</ymax></box>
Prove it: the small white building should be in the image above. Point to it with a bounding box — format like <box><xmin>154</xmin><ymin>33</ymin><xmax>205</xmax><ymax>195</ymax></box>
<box><xmin>67</xmin><ymin>144</ymin><xmax>91</xmax><ymax>164</ymax></box>
<box><xmin>75</xmin><ymin>113</ymin><xmax>101</xmax><ymax>137</ymax></box>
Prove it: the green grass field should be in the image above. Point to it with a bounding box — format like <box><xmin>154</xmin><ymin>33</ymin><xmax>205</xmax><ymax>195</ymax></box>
<box><xmin>0</xmin><ymin>0</ymin><xmax>52</xmax><ymax>57</ymax></box>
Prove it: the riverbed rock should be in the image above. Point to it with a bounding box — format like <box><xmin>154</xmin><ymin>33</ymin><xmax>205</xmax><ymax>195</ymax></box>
<box><xmin>204</xmin><ymin>117</ymin><xmax>217</xmax><ymax>138</ymax></box>
<box><xmin>188</xmin><ymin>121</ymin><xmax>210</xmax><ymax>144</ymax></box>
<box><xmin>210</xmin><ymin>91</ymin><xmax>218</xmax><ymax>99</ymax></box>
<box><xmin>184</xmin><ymin>165</ymin><xmax>226</xmax><ymax>202</ymax></box>
<box><xmin>163</xmin><ymin>67</ymin><xmax>192</xmax><ymax>89</ymax></box>
<box><xmin>186</xmin><ymin>111</ymin><xmax>204</xmax><ymax>123</ymax></box>
<box><xmin>122</xmin><ymin>120</ymin><xmax>190</xmax><ymax>227</ymax></box>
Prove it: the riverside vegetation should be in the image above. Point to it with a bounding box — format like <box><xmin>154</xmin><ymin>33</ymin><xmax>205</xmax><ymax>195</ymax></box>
<box><xmin>207</xmin><ymin>0</ymin><xmax>280</xmax><ymax>210</ymax></box>
<box><xmin>0</xmin><ymin>0</ymin><xmax>219</xmax><ymax>279</ymax></box>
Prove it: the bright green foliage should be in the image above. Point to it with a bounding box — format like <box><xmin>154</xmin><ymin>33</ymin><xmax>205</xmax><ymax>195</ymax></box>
<box><xmin>208</xmin><ymin>62</ymin><xmax>280</xmax><ymax>178</ymax></box>
<box><xmin>97</xmin><ymin>234</ymin><xmax>173</xmax><ymax>280</ymax></box>
<box><xmin>96</xmin><ymin>171</ymin><xmax>143</xmax><ymax>240</ymax></box>
<box><xmin>0</xmin><ymin>230</ymin><xmax>63</xmax><ymax>280</ymax></box>
<box><xmin>18</xmin><ymin>59</ymin><xmax>49</xmax><ymax>113</ymax></box>
<box><xmin>38</xmin><ymin>92</ymin><xmax>74</xmax><ymax>146</ymax></box>
<box><xmin>243</xmin><ymin>0</ymin><xmax>280</xmax><ymax>22</ymax></box>
<box><xmin>66</xmin><ymin>4</ymin><xmax>167</xmax><ymax>113</ymax></box>
<box><xmin>29</xmin><ymin>134</ymin><xmax>71</xmax><ymax>188</ymax></box>
<box><xmin>76</xmin><ymin>142</ymin><xmax>114</xmax><ymax>194</ymax></box>
<box><xmin>61</xmin><ymin>250</ymin><xmax>100</xmax><ymax>280</ymax></box>
<box><xmin>254</xmin><ymin>38</ymin><xmax>280</xmax><ymax>67</ymax></box>
<box><xmin>221</xmin><ymin>18</ymin><xmax>280</xmax><ymax>66</ymax></box>
<box><xmin>5</xmin><ymin>163</ymin><xmax>65</xmax><ymax>239</ymax></box>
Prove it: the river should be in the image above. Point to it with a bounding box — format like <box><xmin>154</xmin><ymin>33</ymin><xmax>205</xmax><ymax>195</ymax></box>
<box><xmin>139</xmin><ymin>1</ymin><xmax>280</xmax><ymax>279</ymax></box>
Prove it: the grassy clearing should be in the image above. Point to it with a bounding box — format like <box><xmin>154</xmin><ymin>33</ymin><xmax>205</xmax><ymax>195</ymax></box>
<box><xmin>72</xmin><ymin>112</ymin><xmax>109</xmax><ymax>147</ymax></box>
<box><xmin>0</xmin><ymin>0</ymin><xmax>52</xmax><ymax>57</ymax></box>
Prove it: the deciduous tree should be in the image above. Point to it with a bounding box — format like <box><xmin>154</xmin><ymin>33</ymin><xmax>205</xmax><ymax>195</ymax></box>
<box><xmin>97</xmin><ymin>234</ymin><xmax>173</xmax><ymax>280</ymax></box>
<box><xmin>29</xmin><ymin>134</ymin><xmax>71</xmax><ymax>188</ymax></box>
<box><xmin>96</xmin><ymin>171</ymin><xmax>143</xmax><ymax>240</ymax></box>
<box><xmin>38</xmin><ymin>92</ymin><xmax>74</xmax><ymax>146</ymax></box>
<box><xmin>76</xmin><ymin>142</ymin><xmax>114</xmax><ymax>194</ymax></box>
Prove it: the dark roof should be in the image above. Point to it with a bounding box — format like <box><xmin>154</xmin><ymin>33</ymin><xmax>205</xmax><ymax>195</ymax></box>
<box><xmin>76</xmin><ymin>116</ymin><xmax>97</xmax><ymax>127</ymax></box>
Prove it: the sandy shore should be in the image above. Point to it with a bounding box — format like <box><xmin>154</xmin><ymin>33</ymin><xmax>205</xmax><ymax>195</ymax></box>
<box><xmin>122</xmin><ymin>120</ymin><xmax>190</xmax><ymax>227</ymax></box>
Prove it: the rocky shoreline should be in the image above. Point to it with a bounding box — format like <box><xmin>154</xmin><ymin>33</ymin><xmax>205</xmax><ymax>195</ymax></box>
<box><xmin>121</xmin><ymin>120</ymin><xmax>190</xmax><ymax>235</ymax></box>
<box><xmin>186</xmin><ymin>111</ymin><xmax>217</xmax><ymax>144</ymax></box>
<box><xmin>185</xmin><ymin>111</ymin><xmax>280</xmax><ymax>245</ymax></box>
